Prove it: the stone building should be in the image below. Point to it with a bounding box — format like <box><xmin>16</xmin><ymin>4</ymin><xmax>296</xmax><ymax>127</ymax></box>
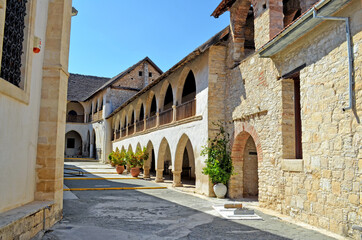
<box><xmin>65</xmin><ymin>57</ymin><xmax>162</xmax><ymax>162</ymax></box>
<box><xmin>0</xmin><ymin>0</ymin><xmax>73</xmax><ymax>239</ymax></box>
<box><xmin>105</xmin><ymin>0</ymin><xmax>361</xmax><ymax>238</ymax></box>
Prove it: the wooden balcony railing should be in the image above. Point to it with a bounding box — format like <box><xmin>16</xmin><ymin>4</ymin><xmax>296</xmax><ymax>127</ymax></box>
<box><xmin>159</xmin><ymin>108</ymin><xmax>173</xmax><ymax>125</ymax></box>
<box><xmin>66</xmin><ymin>115</ymin><xmax>84</xmax><ymax>123</ymax></box>
<box><xmin>176</xmin><ymin>99</ymin><xmax>196</xmax><ymax>121</ymax></box>
<box><xmin>136</xmin><ymin>121</ymin><xmax>145</xmax><ymax>132</ymax></box>
<box><xmin>146</xmin><ymin>115</ymin><xmax>157</xmax><ymax>129</ymax></box>
<box><xmin>121</xmin><ymin>128</ymin><xmax>127</xmax><ymax>137</ymax></box>
<box><xmin>92</xmin><ymin>110</ymin><xmax>103</xmax><ymax>122</ymax></box>
<box><xmin>128</xmin><ymin>124</ymin><xmax>135</xmax><ymax>135</ymax></box>
<box><xmin>88</xmin><ymin>114</ymin><xmax>92</xmax><ymax>123</ymax></box>
<box><xmin>116</xmin><ymin>130</ymin><xmax>120</xmax><ymax>140</ymax></box>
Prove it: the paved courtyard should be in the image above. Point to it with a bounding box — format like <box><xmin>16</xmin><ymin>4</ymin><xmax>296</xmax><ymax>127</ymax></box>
<box><xmin>41</xmin><ymin>162</ymin><xmax>338</xmax><ymax>240</ymax></box>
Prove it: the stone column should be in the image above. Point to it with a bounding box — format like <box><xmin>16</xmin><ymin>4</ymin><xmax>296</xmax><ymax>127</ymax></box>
<box><xmin>172</xmin><ymin>171</ymin><xmax>183</xmax><ymax>187</ymax></box>
<box><xmin>155</xmin><ymin>169</ymin><xmax>164</xmax><ymax>182</ymax></box>
<box><xmin>172</xmin><ymin>105</ymin><xmax>176</xmax><ymax>122</ymax></box>
<box><xmin>143</xmin><ymin>167</ymin><xmax>150</xmax><ymax>178</ymax></box>
<box><xmin>143</xmin><ymin>118</ymin><xmax>146</xmax><ymax>131</ymax></box>
<box><xmin>35</xmin><ymin>0</ymin><xmax>72</xmax><ymax>226</ymax></box>
<box><xmin>156</xmin><ymin>112</ymin><xmax>160</xmax><ymax>127</ymax></box>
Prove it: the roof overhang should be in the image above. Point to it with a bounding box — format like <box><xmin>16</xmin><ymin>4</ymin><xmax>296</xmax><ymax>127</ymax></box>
<box><xmin>258</xmin><ymin>0</ymin><xmax>351</xmax><ymax>57</ymax></box>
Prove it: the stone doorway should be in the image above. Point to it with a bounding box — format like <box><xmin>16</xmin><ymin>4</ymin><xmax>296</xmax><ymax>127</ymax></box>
<box><xmin>243</xmin><ymin>136</ymin><xmax>258</xmax><ymax>198</ymax></box>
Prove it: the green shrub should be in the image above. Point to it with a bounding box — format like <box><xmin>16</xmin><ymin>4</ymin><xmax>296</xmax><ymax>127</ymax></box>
<box><xmin>201</xmin><ymin>122</ymin><xmax>233</xmax><ymax>185</ymax></box>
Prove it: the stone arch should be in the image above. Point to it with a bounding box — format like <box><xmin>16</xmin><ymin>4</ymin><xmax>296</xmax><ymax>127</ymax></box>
<box><xmin>127</xmin><ymin>105</ymin><xmax>135</xmax><ymax>126</ymax></box>
<box><xmin>177</xmin><ymin>67</ymin><xmax>196</xmax><ymax>104</ymax></box>
<box><xmin>136</xmin><ymin>142</ymin><xmax>142</xmax><ymax>152</ymax></box>
<box><xmin>135</xmin><ymin>99</ymin><xmax>145</xmax><ymax>121</ymax></box>
<box><xmin>159</xmin><ymin>80</ymin><xmax>174</xmax><ymax>111</ymax></box>
<box><xmin>180</xmin><ymin>71</ymin><xmax>196</xmax><ymax>104</ymax></box>
<box><xmin>173</xmin><ymin>134</ymin><xmax>195</xmax><ymax>187</ymax></box>
<box><xmin>65</xmin><ymin>130</ymin><xmax>83</xmax><ymax>157</ymax></box>
<box><xmin>127</xmin><ymin>144</ymin><xmax>133</xmax><ymax>153</ymax></box>
<box><xmin>156</xmin><ymin>137</ymin><xmax>172</xmax><ymax>182</ymax></box>
<box><xmin>144</xmin><ymin>140</ymin><xmax>155</xmax><ymax>178</ymax></box>
<box><xmin>66</xmin><ymin>101</ymin><xmax>85</xmax><ymax>122</ymax></box>
<box><xmin>229</xmin><ymin>122</ymin><xmax>262</xmax><ymax>199</ymax></box>
<box><xmin>146</xmin><ymin>90</ymin><xmax>158</xmax><ymax>117</ymax></box>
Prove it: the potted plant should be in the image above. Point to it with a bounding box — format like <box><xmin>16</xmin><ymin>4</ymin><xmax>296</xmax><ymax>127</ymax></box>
<box><xmin>108</xmin><ymin>147</ymin><xmax>127</xmax><ymax>174</ymax></box>
<box><xmin>126</xmin><ymin>147</ymin><xmax>149</xmax><ymax>177</ymax></box>
<box><xmin>201</xmin><ymin>122</ymin><xmax>234</xmax><ymax>198</ymax></box>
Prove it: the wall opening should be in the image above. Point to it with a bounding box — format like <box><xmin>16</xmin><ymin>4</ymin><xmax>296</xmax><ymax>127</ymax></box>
<box><xmin>243</xmin><ymin>136</ymin><xmax>258</xmax><ymax>198</ymax></box>
<box><xmin>65</xmin><ymin>131</ymin><xmax>82</xmax><ymax>158</ymax></box>
<box><xmin>163</xmin><ymin>84</ymin><xmax>173</xmax><ymax>110</ymax></box>
<box><xmin>139</xmin><ymin>103</ymin><xmax>145</xmax><ymax>121</ymax></box>
<box><xmin>150</xmin><ymin>95</ymin><xmax>157</xmax><ymax>117</ymax></box>
<box><xmin>283</xmin><ymin>0</ymin><xmax>301</xmax><ymax>27</ymax></box>
<box><xmin>181</xmin><ymin>71</ymin><xmax>196</xmax><ymax>104</ymax></box>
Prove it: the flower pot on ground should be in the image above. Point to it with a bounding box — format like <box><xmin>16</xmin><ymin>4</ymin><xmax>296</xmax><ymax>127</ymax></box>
<box><xmin>201</xmin><ymin>122</ymin><xmax>234</xmax><ymax>198</ymax></box>
<box><xmin>126</xmin><ymin>147</ymin><xmax>149</xmax><ymax>178</ymax></box>
<box><xmin>213</xmin><ymin>183</ymin><xmax>227</xmax><ymax>198</ymax></box>
<box><xmin>116</xmin><ymin>165</ymin><xmax>125</xmax><ymax>174</ymax></box>
<box><xmin>108</xmin><ymin>147</ymin><xmax>127</xmax><ymax>174</ymax></box>
<box><xmin>130</xmin><ymin>167</ymin><xmax>141</xmax><ymax>177</ymax></box>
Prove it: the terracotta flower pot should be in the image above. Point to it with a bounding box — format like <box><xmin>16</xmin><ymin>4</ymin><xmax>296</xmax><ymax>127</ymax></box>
<box><xmin>130</xmin><ymin>167</ymin><xmax>140</xmax><ymax>177</ymax></box>
<box><xmin>116</xmin><ymin>165</ymin><xmax>125</xmax><ymax>174</ymax></box>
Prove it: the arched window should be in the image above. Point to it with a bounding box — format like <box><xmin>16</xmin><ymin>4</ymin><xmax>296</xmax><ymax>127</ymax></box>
<box><xmin>163</xmin><ymin>85</ymin><xmax>173</xmax><ymax>110</ymax></box>
<box><xmin>150</xmin><ymin>96</ymin><xmax>157</xmax><ymax>117</ymax></box>
<box><xmin>94</xmin><ymin>102</ymin><xmax>98</xmax><ymax>113</ymax></box>
<box><xmin>130</xmin><ymin>111</ymin><xmax>135</xmax><ymax>125</ymax></box>
<box><xmin>283</xmin><ymin>0</ymin><xmax>301</xmax><ymax>27</ymax></box>
<box><xmin>181</xmin><ymin>71</ymin><xmax>196</xmax><ymax>104</ymax></box>
<box><xmin>68</xmin><ymin>110</ymin><xmax>77</xmax><ymax>116</ymax></box>
<box><xmin>123</xmin><ymin>117</ymin><xmax>127</xmax><ymax>128</ymax></box>
<box><xmin>139</xmin><ymin>104</ymin><xmax>145</xmax><ymax>121</ymax></box>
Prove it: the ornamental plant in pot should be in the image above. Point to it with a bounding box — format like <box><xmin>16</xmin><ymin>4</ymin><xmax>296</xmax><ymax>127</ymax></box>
<box><xmin>126</xmin><ymin>147</ymin><xmax>149</xmax><ymax>178</ymax></box>
<box><xmin>201</xmin><ymin>122</ymin><xmax>233</xmax><ymax>198</ymax></box>
<box><xmin>108</xmin><ymin>147</ymin><xmax>127</xmax><ymax>174</ymax></box>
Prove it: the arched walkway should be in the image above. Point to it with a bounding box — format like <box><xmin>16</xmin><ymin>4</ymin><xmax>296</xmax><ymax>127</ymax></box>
<box><xmin>144</xmin><ymin>141</ymin><xmax>155</xmax><ymax>178</ymax></box>
<box><xmin>229</xmin><ymin>122</ymin><xmax>262</xmax><ymax>199</ymax></box>
<box><xmin>174</xmin><ymin>134</ymin><xmax>195</xmax><ymax>187</ymax></box>
<box><xmin>156</xmin><ymin>138</ymin><xmax>172</xmax><ymax>182</ymax></box>
<box><xmin>65</xmin><ymin>130</ymin><xmax>83</xmax><ymax>157</ymax></box>
<box><xmin>92</xmin><ymin>129</ymin><xmax>97</xmax><ymax>159</ymax></box>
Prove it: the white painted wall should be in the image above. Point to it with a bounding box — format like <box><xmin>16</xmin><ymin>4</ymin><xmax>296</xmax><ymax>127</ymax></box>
<box><xmin>0</xmin><ymin>0</ymin><xmax>49</xmax><ymax>213</ymax></box>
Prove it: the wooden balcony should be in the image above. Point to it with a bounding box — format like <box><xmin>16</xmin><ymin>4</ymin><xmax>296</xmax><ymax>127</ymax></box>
<box><xmin>67</xmin><ymin>115</ymin><xmax>84</xmax><ymax>123</ymax></box>
<box><xmin>136</xmin><ymin>121</ymin><xmax>145</xmax><ymax>132</ymax></box>
<box><xmin>146</xmin><ymin>115</ymin><xmax>157</xmax><ymax>129</ymax></box>
<box><xmin>159</xmin><ymin>108</ymin><xmax>173</xmax><ymax>125</ymax></box>
<box><xmin>115</xmin><ymin>130</ymin><xmax>120</xmax><ymax>140</ymax></box>
<box><xmin>128</xmin><ymin>124</ymin><xmax>135</xmax><ymax>135</ymax></box>
<box><xmin>92</xmin><ymin>110</ymin><xmax>103</xmax><ymax>122</ymax></box>
<box><xmin>121</xmin><ymin>128</ymin><xmax>127</xmax><ymax>137</ymax></box>
<box><xmin>176</xmin><ymin>99</ymin><xmax>196</xmax><ymax>121</ymax></box>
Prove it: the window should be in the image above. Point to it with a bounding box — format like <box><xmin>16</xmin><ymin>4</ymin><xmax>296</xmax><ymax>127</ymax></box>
<box><xmin>139</xmin><ymin>71</ymin><xmax>143</xmax><ymax>76</ymax></box>
<box><xmin>68</xmin><ymin>110</ymin><xmax>77</xmax><ymax>116</ymax></box>
<box><xmin>67</xmin><ymin>138</ymin><xmax>75</xmax><ymax>148</ymax></box>
<box><xmin>149</xmin><ymin>72</ymin><xmax>152</xmax><ymax>77</ymax></box>
<box><xmin>1</xmin><ymin>0</ymin><xmax>28</xmax><ymax>87</ymax></box>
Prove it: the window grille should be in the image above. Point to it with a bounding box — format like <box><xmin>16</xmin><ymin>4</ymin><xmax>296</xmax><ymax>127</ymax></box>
<box><xmin>1</xmin><ymin>0</ymin><xmax>28</xmax><ymax>87</ymax></box>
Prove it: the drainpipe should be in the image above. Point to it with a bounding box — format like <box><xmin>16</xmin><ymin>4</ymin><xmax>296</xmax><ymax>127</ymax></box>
<box><xmin>313</xmin><ymin>8</ymin><xmax>354</xmax><ymax>111</ymax></box>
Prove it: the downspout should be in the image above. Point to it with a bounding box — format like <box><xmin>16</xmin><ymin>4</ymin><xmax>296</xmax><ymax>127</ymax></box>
<box><xmin>313</xmin><ymin>8</ymin><xmax>354</xmax><ymax>111</ymax></box>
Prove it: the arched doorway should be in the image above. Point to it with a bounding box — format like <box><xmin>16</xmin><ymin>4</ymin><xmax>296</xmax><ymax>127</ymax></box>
<box><xmin>144</xmin><ymin>141</ymin><xmax>155</xmax><ymax>178</ymax></box>
<box><xmin>230</xmin><ymin>124</ymin><xmax>262</xmax><ymax>199</ymax></box>
<box><xmin>174</xmin><ymin>134</ymin><xmax>195</xmax><ymax>187</ymax></box>
<box><xmin>156</xmin><ymin>138</ymin><xmax>171</xmax><ymax>182</ymax></box>
<box><xmin>66</xmin><ymin>102</ymin><xmax>85</xmax><ymax>123</ymax></box>
<box><xmin>65</xmin><ymin>131</ymin><xmax>82</xmax><ymax>157</ymax></box>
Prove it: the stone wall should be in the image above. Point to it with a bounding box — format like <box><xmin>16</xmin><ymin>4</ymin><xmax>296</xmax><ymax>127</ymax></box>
<box><xmin>225</xmin><ymin>0</ymin><xmax>361</xmax><ymax>238</ymax></box>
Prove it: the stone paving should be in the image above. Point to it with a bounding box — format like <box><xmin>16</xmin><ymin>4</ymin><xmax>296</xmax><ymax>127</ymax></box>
<box><xmin>41</xmin><ymin>162</ymin><xmax>340</xmax><ymax>240</ymax></box>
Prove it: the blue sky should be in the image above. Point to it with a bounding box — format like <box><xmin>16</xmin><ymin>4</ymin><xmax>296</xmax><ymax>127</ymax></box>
<box><xmin>69</xmin><ymin>0</ymin><xmax>230</xmax><ymax>78</ymax></box>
